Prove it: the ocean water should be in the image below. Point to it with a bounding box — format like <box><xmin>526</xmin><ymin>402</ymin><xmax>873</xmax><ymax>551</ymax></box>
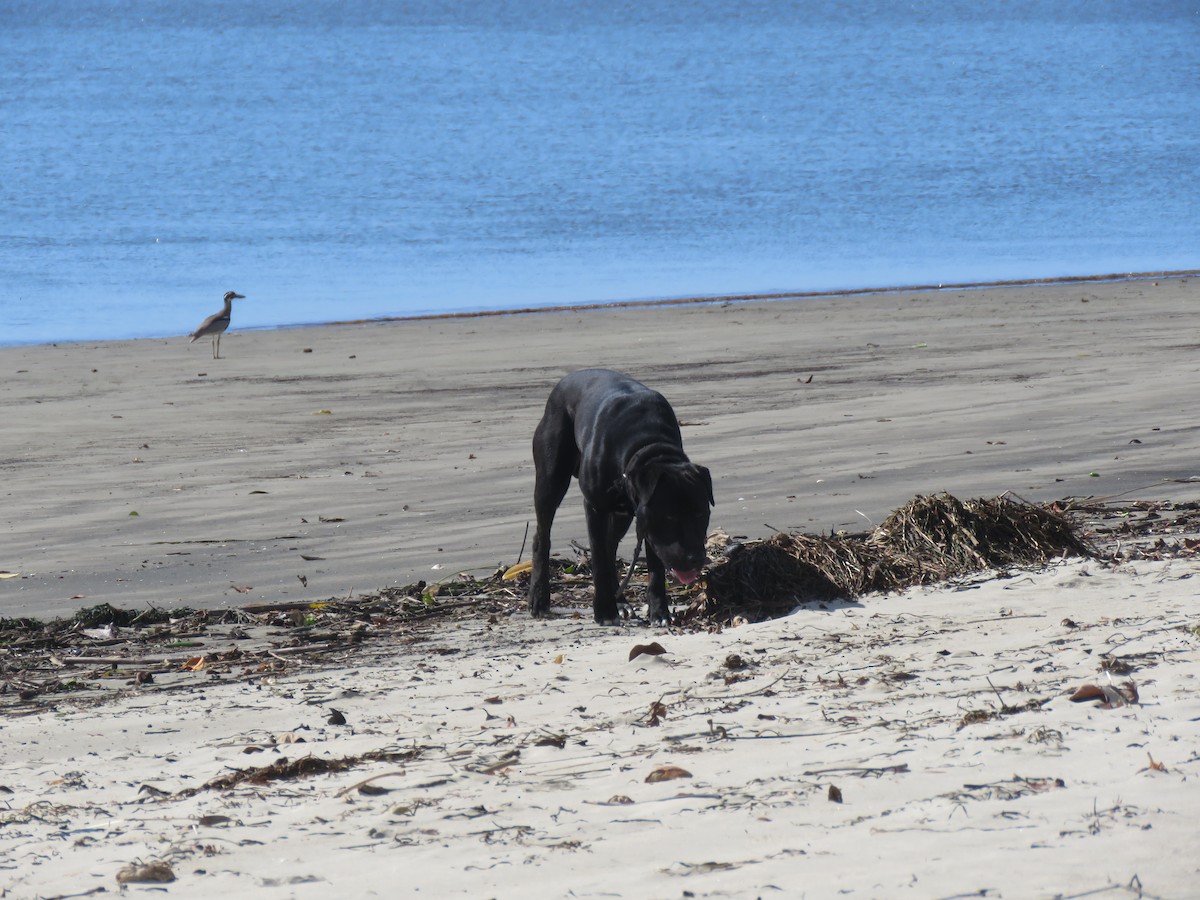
<box><xmin>1</xmin><ymin>0</ymin><xmax>1197</xmax><ymax>345</ymax></box>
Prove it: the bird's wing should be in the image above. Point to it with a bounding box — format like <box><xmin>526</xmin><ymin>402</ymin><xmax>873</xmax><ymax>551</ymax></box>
<box><xmin>190</xmin><ymin>311</ymin><xmax>229</xmax><ymax>340</ymax></box>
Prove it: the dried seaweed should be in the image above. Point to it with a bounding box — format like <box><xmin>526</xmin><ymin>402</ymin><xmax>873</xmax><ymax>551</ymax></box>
<box><xmin>703</xmin><ymin>531</ymin><xmax>923</xmax><ymax>611</ymax></box>
<box><xmin>956</xmin><ymin>697</ymin><xmax>1051</xmax><ymax>731</ymax></box>
<box><xmin>1056</xmin><ymin>498</ymin><xmax>1200</xmax><ymax>560</ymax></box>
<box><xmin>180</xmin><ymin>748</ymin><xmax>422</xmax><ymax>796</ymax></box>
<box><xmin>72</xmin><ymin>603</ymin><xmax>184</xmax><ymax>629</ymax></box>
<box><xmin>1</xmin><ymin>493</ymin><xmax>1195</xmax><ymax>713</ymax></box>
<box><xmin>692</xmin><ymin>493</ymin><xmax>1095</xmax><ymax>623</ymax></box>
<box><xmin>0</xmin><ymin>575</ymin><xmax>527</xmax><ymax>712</ymax></box>
<box><xmin>875</xmin><ymin>494</ymin><xmax>1092</xmax><ymax>571</ymax></box>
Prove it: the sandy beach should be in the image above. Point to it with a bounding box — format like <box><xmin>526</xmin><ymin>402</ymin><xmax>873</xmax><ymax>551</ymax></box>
<box><xmin>3</xmin><ymin>276</ymin><xmax>1198</xmax><ymax>620</ymax></box>
<box><xmin>2</xmin><ymin>276</ymin><xmax>1199</xmax><ymax>898</ymax></box>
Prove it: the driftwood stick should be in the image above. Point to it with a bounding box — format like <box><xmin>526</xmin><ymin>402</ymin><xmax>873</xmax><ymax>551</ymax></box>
<box><xmin>62</xmin><ymin>656</ymin><xmax>187</xmax><ymax>668</ymax></box>
<box><xmin>802</xmin><ymin>763</ymin><xmax>910</xmax><ymax>777</ymax></box>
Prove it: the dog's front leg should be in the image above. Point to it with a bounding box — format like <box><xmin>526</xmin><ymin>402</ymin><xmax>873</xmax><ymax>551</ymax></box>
<box><xmin>585</xmin><ymin>504</ymin><xmax>629</xmax><ymax>625</ymax></box>
<box><xmin>643</xmin><ymin>544</ymin><xmax>672</xmax><ymax>625</ymax></box>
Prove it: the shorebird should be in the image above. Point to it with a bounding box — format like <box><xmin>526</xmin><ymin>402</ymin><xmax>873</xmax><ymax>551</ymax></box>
<box><xmin>189</xmin><ymin>291</ymin><xmax>244</xmax><ymax>359</ymax></box>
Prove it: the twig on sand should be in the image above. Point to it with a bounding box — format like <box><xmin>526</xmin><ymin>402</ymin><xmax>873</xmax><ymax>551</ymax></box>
<box><xmin>681</xmin><ymin>670</ymin><xmax>791</xmax><ymax>701</ymax></box>
<box><xmin>240</xmin><ymin>600</ymin><xmax>325</xmax><ymax>614</ymax></box>
<box><xmin>802</xmin><ymin>763</ymin><xmax>909</xmax><ymax>777</ymax></box>
<box><xmin>986</xmin><ymin>676</ymin><xmax>1008</xmax><ymax>707</ymax></box>
<box><xmin>334</xmin><ymin>770</ymin><xmax>409</xmax><ymax>798</ymax></box>
<box><xmin>266</xmin><ymin>642</ymin><xmax>347</xmax><ymax>660</ymax></box>
<box><xmin>61</xmin><ymin>656</ymin><xmax>187</xmax><ymax>668</ymax></box>
<box><xmin>517</xmin><ymin>520</ymin><xmax>530</xmax><ymax>565</ymax></box>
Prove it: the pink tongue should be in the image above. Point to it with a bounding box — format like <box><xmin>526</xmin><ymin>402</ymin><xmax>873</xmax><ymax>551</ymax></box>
<box><xmin>672</xmin><ymin>568</ymin><xmax>700</xmax><ymax>585</ymax></box>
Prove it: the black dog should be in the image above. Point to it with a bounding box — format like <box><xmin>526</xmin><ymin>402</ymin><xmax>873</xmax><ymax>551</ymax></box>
<box><xmin>528</xmin><ymin>368</ymin><xmax>713</xmax><ymax>624</ymax></box>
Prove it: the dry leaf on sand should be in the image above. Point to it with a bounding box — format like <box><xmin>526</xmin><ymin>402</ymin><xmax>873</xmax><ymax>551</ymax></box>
<box><xmin>116</xmin><ymin>861</ymin><xmax>175</xmax><ymax>884</ymax></box>
<box><xmin>645</xmin><ymin>765</ymin><xmax>692</xmax><ymax>783</ymax></box>
<box><xmin>1069</xmin><ymin>680</ymin><xmax>1138</xmax><ymax>708</ymax></box>
<box><xmin>644</xmin><ymin>700</ymin><xmax>669</xmax><ymax>726</ymax></box>
<box><xmin>629</xmin><ymin>642</ymin><xmax>667</xmax><ymax>662</ymax></box>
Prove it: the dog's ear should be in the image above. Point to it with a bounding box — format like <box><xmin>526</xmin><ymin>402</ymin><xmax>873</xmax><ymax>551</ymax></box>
<box><xmin>696</xmin><ymin>465</ymin><xmax>714</xmax><ymax>507</ymax></box>
<box><xmin>628</xmin><ymin>462</ymin><xmax>663</xmax><ymax>521</ymax></box>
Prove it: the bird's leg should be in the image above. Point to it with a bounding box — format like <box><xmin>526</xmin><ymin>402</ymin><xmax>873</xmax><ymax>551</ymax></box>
<box><xmin>213</xmin><ymin>334</ymin><xmax>220</xmax><ymax>359</ymax></box>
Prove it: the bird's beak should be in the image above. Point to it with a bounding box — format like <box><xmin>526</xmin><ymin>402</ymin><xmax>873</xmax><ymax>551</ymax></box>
<box><xmin>233</xmin><ymin>293</ymin><xmax>246</xmax><ymax>299</ymax></box>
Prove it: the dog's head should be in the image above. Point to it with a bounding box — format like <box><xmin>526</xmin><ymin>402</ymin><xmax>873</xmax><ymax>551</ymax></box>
<box><xmin>627</xmin><ymin>460</ymin><xmax>714</xmax><ymax>584</ymax></box>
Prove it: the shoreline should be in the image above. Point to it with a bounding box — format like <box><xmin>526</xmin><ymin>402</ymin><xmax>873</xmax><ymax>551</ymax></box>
<box><xmin>5</xmin><ymin>267</ymin><xmax>1198</xmax><ymax>350</ymax></box>
<box><xmin>322</xmin><ymin>266</ymin><xmax>1200</xmax><ymax>328</ymax></box>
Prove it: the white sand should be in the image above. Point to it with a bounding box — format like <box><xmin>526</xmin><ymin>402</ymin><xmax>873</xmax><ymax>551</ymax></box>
<box><xmin>2</xmin><ymin>558</ymin><xmax>1197</xmax><ymax>898</ymax></box>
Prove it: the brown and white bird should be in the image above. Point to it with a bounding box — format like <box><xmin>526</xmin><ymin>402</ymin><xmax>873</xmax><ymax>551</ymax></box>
<box><xmin>189</xmin><ymin>291</ymin><xmax>244</xmax><ymax>358</ymax></box>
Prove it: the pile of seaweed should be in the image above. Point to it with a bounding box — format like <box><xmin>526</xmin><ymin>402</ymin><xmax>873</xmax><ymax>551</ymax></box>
<box><xmin>691</xmin><ymin>493</ymin><xmax>1095</xmax><ymax>623</ymax></box>
<box><xmin>6</xmin><ymin>493</ymin><xmax>1196</xmax><ymax>712</ymax></box>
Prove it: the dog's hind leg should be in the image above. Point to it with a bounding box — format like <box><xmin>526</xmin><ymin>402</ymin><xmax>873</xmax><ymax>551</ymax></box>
<box><xmin>586</xmin><ymin>504</ymin><xmax>633</xmax><ymax>625</ymax></box>
<box><xmin>529</xmin><ymin>412</ymin><xmax>576</xmax><ymax>618</ymax></box>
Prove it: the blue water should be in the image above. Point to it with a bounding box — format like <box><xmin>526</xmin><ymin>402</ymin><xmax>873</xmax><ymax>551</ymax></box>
<box><xmin>2</xmin><ymin>0</ymin><xmax>1197</xmax><ymax>345</ymax></box>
